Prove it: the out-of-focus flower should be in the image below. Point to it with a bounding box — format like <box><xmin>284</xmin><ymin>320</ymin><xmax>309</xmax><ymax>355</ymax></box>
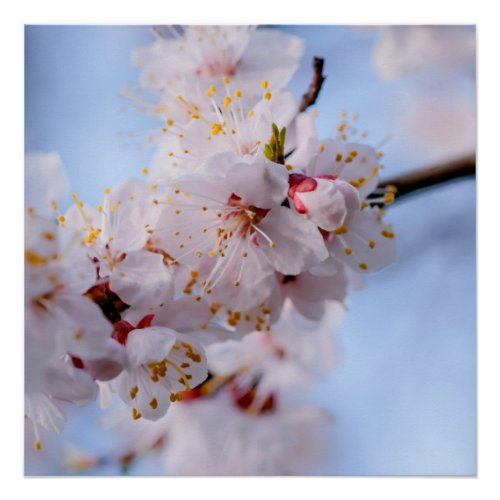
<box><xmin>131</xmin><ymin>25</ymin><xmax>303</xmax><ymax>122</ymax></box>
<box><xmin>372</xmin><ymin>26</ymin><xmax>476</xmax><ymax>81</ymax></box>
<box><xmin>162</xmin><ymin>391</ymin><xmax>332</xmax><ymax>475</ymax></box>
<box><xmin>25</xmin><ymin>152</ymin><xmax>69</xmax><ymax>218</ymax></box>
<box><xmin>207</xmin><ymin>301</ymin><xmax>342</xmax><ymax>404</ymax></box>
<box><xmin>64</xmin><ymin>179</ymin><xmax>174</xmax><ymax>309</ymax></box>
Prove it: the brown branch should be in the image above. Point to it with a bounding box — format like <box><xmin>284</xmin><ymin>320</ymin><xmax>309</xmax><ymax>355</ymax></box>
<box><xmin>378</xmin><ymin>154</ymin><xmax>476</xmax><ymax>202</ymax></box>
<box><xmin>299</xmin><ymin>57</ymin><xmax>326</xmax><ymax>113</ymax></box>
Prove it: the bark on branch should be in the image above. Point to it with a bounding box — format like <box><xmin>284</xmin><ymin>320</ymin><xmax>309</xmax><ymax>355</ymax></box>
<box><xmin>378</xmin><ymin>154</ymin><xmax>476</xmax><ymax>203</ymax></box>
<box><xmin>299</xmin><ymin>57</ymin><xmax>326</xmax><ymax>112</ymax></box>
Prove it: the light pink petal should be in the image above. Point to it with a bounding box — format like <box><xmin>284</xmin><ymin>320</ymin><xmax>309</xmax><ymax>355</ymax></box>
<box><xmin>257</xmin><ymin>206</ymin><xmax>328</xmax><ymax>275</ymax></box>
<box><xmin>110</xmin><ymin>250</ymin><xmax>174</xmax><ymax>309</ymax></box>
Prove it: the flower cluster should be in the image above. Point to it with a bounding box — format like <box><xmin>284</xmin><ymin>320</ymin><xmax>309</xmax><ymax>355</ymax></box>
<box><xmin>25</xmin><ymin>25</ymin><xmax>396</xmax><ymax>473</ymax></box>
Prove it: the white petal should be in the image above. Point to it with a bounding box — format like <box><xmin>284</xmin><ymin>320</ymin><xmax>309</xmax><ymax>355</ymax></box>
<box><xmin>125</xmin><ymin>326</ymin><xmax>176</xmax><ymax>367</ymax></box>
<box><xmin>55</xmin><ymin>294</ymin><xmax>112</xmax><ymax>359</ymax></box>
<box><xmin>206</xmin><ymin>340</ymin><xmax>246</xmax><ymax>375</ymax></box>
<box><xmin>329</xmin><ymin>207</ymin><xmax>397</xmax><ymax>273</ymax></box>
<box><xmin>294</xmin><ymin>179</ymin><xmax>360</xmax><ymax>231</ymax></box>
<box><xmin>225</xmin><ymin>160</ymin><xmax>288</xmax><ymax>208</ymax></box>
<box><xmin>110</xmin><ymin>250</ymin><xmax>174</xmax><ymax>309</ymax></box>
<box><xmin>150</xmin><ymin>296</ymin><xmax>213</xmax><ymax>333</ymax></box>
<box><xmin>25</xmin><ymin>152</ymin><xmax>69</xmax><ymax>218</ymax></box>
<box><xmin>84</xmin><ymin>338</ymin><xmax>127</xmax><ymax>381</ymax></box>
<box><xmin>44</xmin><ymin>358</ymin><xmax>98</xmax><ymax>406</ymax></box>
<box><xmin>257</xmin><ymin>206</ymin><xmax>328</xmax><ymax>275</ymax></box>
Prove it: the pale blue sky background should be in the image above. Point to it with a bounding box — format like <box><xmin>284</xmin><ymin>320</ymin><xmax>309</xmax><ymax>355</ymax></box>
<box><xmin>25</xmin><ymin>25</ymin><xmax>476</xmax><ymax>475</ymax></box>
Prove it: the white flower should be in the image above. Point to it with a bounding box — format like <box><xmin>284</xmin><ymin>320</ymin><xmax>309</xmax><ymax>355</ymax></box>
<box><xmin>63</xmin><ymin>179</ymin><xmax>174</xmax><ymax>309</ymax></box>
<box><xmin>113</xmin><ymin>316</ymin><xmax>208</xmax><ymax>421</ymax></box>
<box><xmin>25</xmin><ymin>354</ymin><xmax>98</xmax><ymax>450</ymax></box>
<box><xmin>207</xmin><ymin>301</ymin><xmax>341</xmax><ymax>405</ymax></box>
<box><xmin>25</xmin><ymin>152</ymin><xmax>69</xmax><ymax>218</ymax></box>
<box><xmin>372</xmin><ymin>26</ymin><xmax>476</xmax><ymax>80</ymax></box>
<box><xmin>154</xmin><ymin>153</ymin><xmax>328</xmax><ymax>311</ymax></box>
<box><xmin>290</xmin><ymin>138</ymin><xmax>396</xmax><ymax>275</ymax></box>
<box><xmin>162</xmin><ymin>392</ymin><xmax>332</xmax><ymax>475</ymax></box>
<box><xmin>25</xmin><ymin>214</ymin><xmax>112</xmax><ymax>360</ymax></box>
<box><xmin>148</xmin><ymin>87</ymin><xmax>298</xmax><ymax>183</ymax></box>
<box><xmin>132</xmin><ymin>25</ymin><xmax>303</xmax><ymax>122</ymax></box>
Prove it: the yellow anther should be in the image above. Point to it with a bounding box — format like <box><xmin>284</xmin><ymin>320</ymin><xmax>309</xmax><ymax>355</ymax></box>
<box><xmin>261</xmin><ymin>79</ymin><xmax>268</xmax><ymax>89</ymax></box>
<box><xmin>359</xmin><ymin>262</ymin><xmax>368</xmax><ymax>270</ymax></box>
<box><xmin>191</xmin><ymin>114</ymin><xmax>200</xmax><ymax>120</ymax></box>
<box><xmin>386</xmin><ymin>184</ymin><xmax>398</xmax><ymax>194</ymax></box>
<box><xmin>43</xmin><ymin>232</ymin><xmax>54</xmax><ymax>241</ymax></box>
<box><xmin>361</xmin><ymin>201</ymin><xmax>368</xmax><ymax>209</ymax></box>
<box><xmin>149</xmin><ymin>398</ymin><xmax>158</xmax><ymax>410</ymax></box>
<box><xmin>345</xmin><ymin>248</ymin><xmax>353</xmax><ymax>255</ymax></box>
<box><xmin>369</xmin><ymin>240</ymin><xmax>376</xmax><ymax>249</ymax></box>
<box><xmin>111</xmin><ymin>203</ymin><xmax>118</xmax><ymax>212</ymax></box>
<box><xmin>335</xmin><ymin>153</ymin><xmax>343</xmax><ymax>162</ymax></box>
<box><xmin>334</xmin><ymin>225</ymin><xmax>349</xmax><ymax>235</ymax></box>
<box><xmin>141</xmin><ymin>168</ymin><xmax>149</xmax><ymax>175</ymax></box>
<box><xmin>223</xmin><ymin>76</ymin><xmax>230</xmax><ymax>85</ymax></box>
<box><xmin>211</xmin><ymin>123</ymin><xmax>223</xmax><ymax>135</ymax></box>
<box><xmin>350</xmin><ymin>150</ymin><xmax>358</xmax><ymax>158</ymax></box>
<box><xmin>166</xmin><ymin>119</ymin><xmax>174</xmax><ymax>126</ymax></box>
<box><xmin>384</xmin><ymin>193</ymin><xmax>395</xmax><ymax>204</ymax></box>
<box><xmin>319</xmin><ymin>144</ymin><xmax>325</xmax><ymax>153</ymax></box>
<box><xmin>381</xmin><ymin>230</ymin><xmax>395</xmax><ymax>239</ymax></box>
<box><xmin>50</xmin><ymin>201</ymin><xmax>58</xmax><ymax>212</ymax></box>
<box><xmin>132</xmin><ymin>408</ymin><xmax>142</xmax><ymax>420</ymax></box>
<box><xmin>223</xmin><ymin>96</ymin><xmax>232</xmax><ymax>108</ymax></box>
<box><xmin>104</xmin><ymin>188</ymin><xmax>110</xmax><ymax>194</ymax></box>
<box><xmin>263</xmin><ymin>92</ymin><xmax>272</xmax><ymax>100</ymax></box>
<box><xmin>233</xmin><ymin>281</ymin><xmax>240</xmax><ymax>287</ymax></box>
<box><xmin>129</xmin><ymin>386</ymin><xmax>138</xmax><ymax>399</ymax></box>
<box><xmin>248</xmin><ymin>110</ymin><xmax>255</xmax><ymax>117</ymax></box>
<box><xmin>234</xmin><ymin>90</ymin><xmax>242</xmax><ymax>98</ymax></box>
<box><xmin>285</xmin><ymin>164</ymin><xmax>293</xmax><ymax>171</ymax></box>
<box><xmin>57</xmin><ymin>215</ymin><xmax>65</xmax><ymax>224</ymax></box>
<box><xmin>34</xmin><ymin>441</ymin><xmax>42</xmax><ymax>451</ymax></box>
<box><xmin>205</xmin><ymin>84</ymin><xmax>216</xmax><ymax>97</ymax></box>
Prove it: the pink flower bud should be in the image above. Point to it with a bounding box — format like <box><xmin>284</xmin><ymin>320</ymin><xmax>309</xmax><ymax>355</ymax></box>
<box><xmin>288</xmin><ymin>174</ymin><xmax>360</xmax><ymax>231</ymax></box>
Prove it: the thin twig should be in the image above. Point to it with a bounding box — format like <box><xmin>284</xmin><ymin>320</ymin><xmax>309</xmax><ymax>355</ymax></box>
<box><xmin>378</xmin><ymin>154</ymin><xmax>476</xmax><ymax>203</ymax></box>
<box><xmin>299</xmin><ymin>57</ymin><xmax>326</xmax><ymax>113</ymax></box>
